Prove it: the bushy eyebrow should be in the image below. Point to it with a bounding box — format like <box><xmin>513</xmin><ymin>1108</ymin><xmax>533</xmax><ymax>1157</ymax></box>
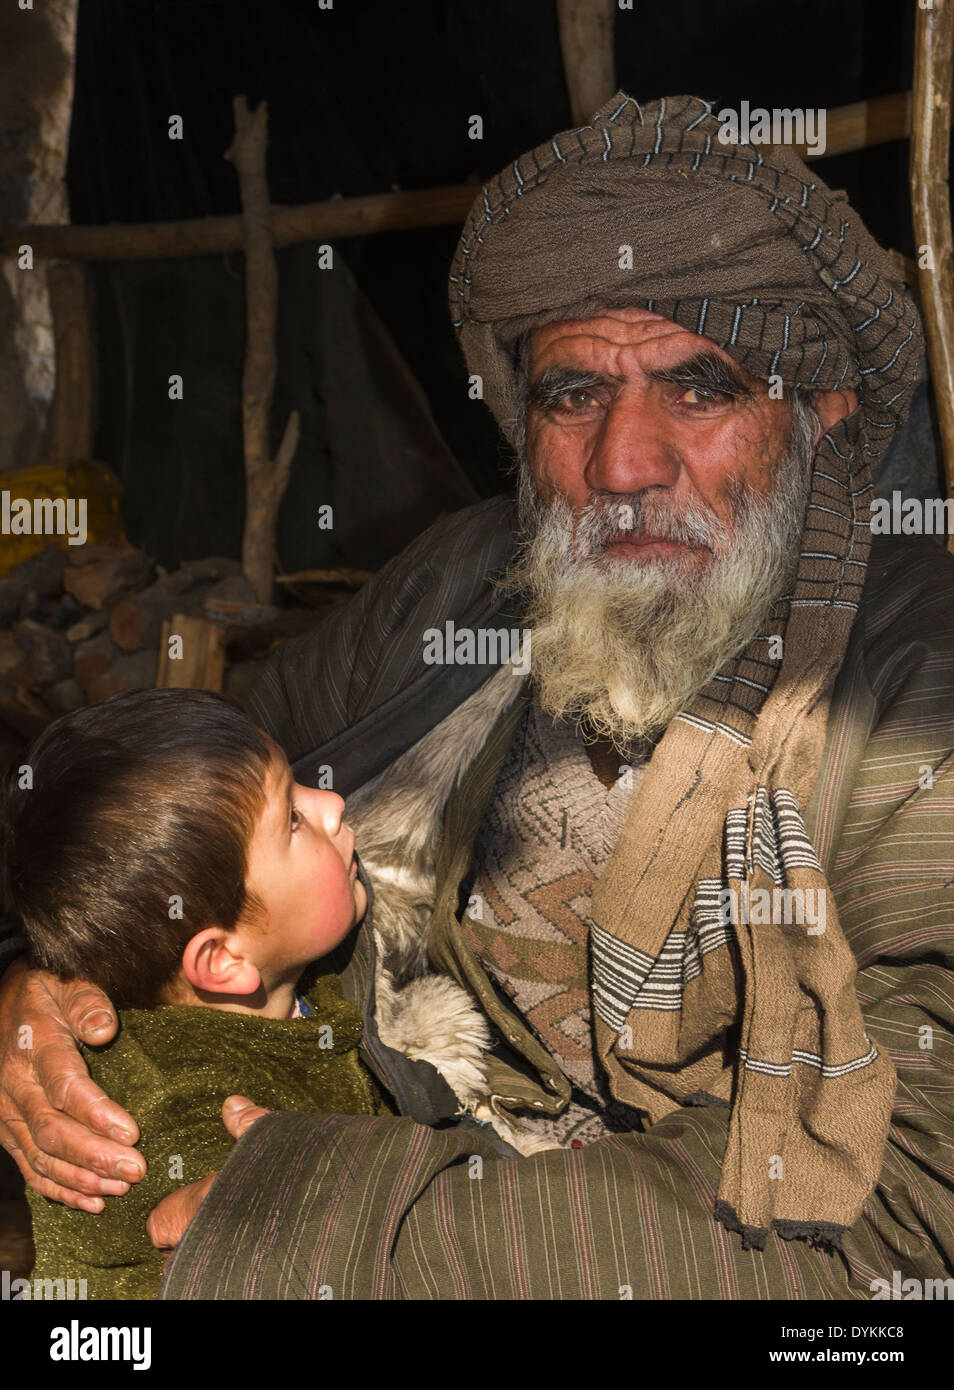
<box><xmin>647</xmin><ymin>351</ymin><xmax>754</xmax><ymax>398</ymax></box>
<box><xmin>526</xmin><ymin>350</ymin><xmax>754</xmax><ymax>412</ymax></box>
<box><xmin>527</xmin><ymin>366</ymin><xmax>607</xmax><ymax>412</ymax></box>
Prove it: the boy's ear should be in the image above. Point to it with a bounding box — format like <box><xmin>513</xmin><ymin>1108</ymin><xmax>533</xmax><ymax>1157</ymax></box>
<box><xmin>181</xmin><ymin>927</ymin><xmax>262</xmax><ymax>997</ymax></box>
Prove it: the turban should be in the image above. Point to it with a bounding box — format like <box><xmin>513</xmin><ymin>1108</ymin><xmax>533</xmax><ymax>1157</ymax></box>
<box><xmin>446</xmin><ymin>94</ymin><xmax>925</xmax><ymax>1250</ymax></box>
<box><xmin>450</xmin><ymin>90</ymin><xmax>921</xmax><ymax>467</ymax></box>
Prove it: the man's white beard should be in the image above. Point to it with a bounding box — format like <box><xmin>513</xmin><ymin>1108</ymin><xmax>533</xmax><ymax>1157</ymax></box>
<box><xmin>495</xmin><ymin>395</ymin><xmax>818</xmax><ymax>753</ymax></box>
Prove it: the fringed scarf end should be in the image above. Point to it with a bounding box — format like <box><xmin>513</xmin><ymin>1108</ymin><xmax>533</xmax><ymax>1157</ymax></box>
<box><xmin>773</xmin><ymin>1218</ymin><xmax>846</xmax><ymax>1253</ymax></box>
<box><xmin>713</xmin><ymin>1200</ymin><xmax>768</xmax><ymax>1252</ymax></box>
<box><xmin>714</xmin><ymin>1201</ymin><xmax>846</xmax><ymax>1254</ymax></box>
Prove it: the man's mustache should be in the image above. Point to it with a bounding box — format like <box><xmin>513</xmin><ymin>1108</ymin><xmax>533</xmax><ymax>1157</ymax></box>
<box><xmin>571</xmin><ymin>491</ymin><xmax>732</xmax><ymax>557</ymax></box>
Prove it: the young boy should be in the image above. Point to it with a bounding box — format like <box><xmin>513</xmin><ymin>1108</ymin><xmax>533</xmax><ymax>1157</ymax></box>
<box><xmin>0</xmin><ymin>687</ymin><xmax>393</xmax><ymax>1300</ymax></box>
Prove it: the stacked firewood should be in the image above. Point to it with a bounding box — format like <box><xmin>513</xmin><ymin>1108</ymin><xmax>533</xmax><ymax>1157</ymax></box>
<box><xmin>0</xmin><ymin>543</ymin><xmax>333</xmax><ymax>764</ymax></box>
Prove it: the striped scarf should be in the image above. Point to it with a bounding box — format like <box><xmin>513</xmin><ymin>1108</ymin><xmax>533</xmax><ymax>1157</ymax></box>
<box><xmin>449</xmin><ymin>92</ymin><xmax>924</xmax><ymax>1248</ymax></box>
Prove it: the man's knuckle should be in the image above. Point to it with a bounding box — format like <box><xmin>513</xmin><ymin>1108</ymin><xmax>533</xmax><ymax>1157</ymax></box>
<box><xmin>0</xmin><ymin>1100</ymin><xmax>24</xmax><ymax>1134</ymax></box>
<box><xmin>60</xmin><ymin>1166</ymin><xmax>104</xmax><ymax>1196</ymax></box>
<box><xmin>43</xmin><ymin>1066</ymin><xmax>83</xmax><ymax>1113</ymax></box>
<box><xmin>146</xmin><ymin>1206</ymin><xmax>172</xmax><ymax>1248</ymax></box>
<box><xmin>25</xmin><ymin>1172</ymin><xmax>58</xmax><ymax>1200</ymax></box>
<box><xmin>5</xmin><ymin>1080</ymin><xmax>37</xmax><ymax>1126</ymax></box>
<box><xmin>63</xmin><ymin>980</ymin><xmax>110</xmax><ymax>1018</ymax></box>
<box><xmin>25</xmin><ymin>1143</ymin><xmax>53</xmax><ymax>1180</ymax></box>
<box><xmin>19</xmin><ymin>974</ymin><xmax>57</xmax><ymax>1020</ymax></box>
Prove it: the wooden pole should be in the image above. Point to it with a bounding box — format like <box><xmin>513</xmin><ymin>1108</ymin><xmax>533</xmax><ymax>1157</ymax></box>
<box><xmin>225</xmin><ymin>95</ymin><xmax>300</xmax><ymax>603</ymax></box>
<box><xmin>45</xmin><ymin>261</ymin><xmax>94</xmax><ymax>459</ymax></box>
<box><xmin>557</xmin><ymin>0</ymin><xmax>616</xmax><ymax>127</ymax></box>
<box><xmin>2</xmin><ymin>91</ymin><xmax>941</xmax><ymax>265</ymax></box>
<box><xmin>0</xmin><ymin>185</ymin><xmax>480</xmax><ymax>262</ymax></box>
<box><xmin>910</xmin><ymin>0</ymin><xmax>954</xmax><ymax>553</ymax></box>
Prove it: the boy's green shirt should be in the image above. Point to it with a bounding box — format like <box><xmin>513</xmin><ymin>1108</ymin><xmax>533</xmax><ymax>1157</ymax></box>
<box><xmin>27</xmin><ymin>965</ymin><xmax>393</xmax><ymax>1299</ymax></box>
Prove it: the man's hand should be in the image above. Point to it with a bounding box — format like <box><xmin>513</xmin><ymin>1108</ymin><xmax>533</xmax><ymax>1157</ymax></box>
<box><xmin>148</xmin><ymin>1096</ymin><xmax>270</xmax><ymax>1267</ymax></box>
<box><xmin>0</xmin><ymin>958</ymin><xmax>144</xmax><ymax>1211</ymax></box>
<box><xmin>147</xmin><ymin>1172</ymin><xmax>217</xmax><ymax>1270</ymax></box>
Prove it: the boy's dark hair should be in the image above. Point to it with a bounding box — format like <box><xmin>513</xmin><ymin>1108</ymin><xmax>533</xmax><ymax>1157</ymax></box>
<box><xmin>0</xmin><ymin>688</ymin><xmax>274</xmax><ymax>1008</ymax></box>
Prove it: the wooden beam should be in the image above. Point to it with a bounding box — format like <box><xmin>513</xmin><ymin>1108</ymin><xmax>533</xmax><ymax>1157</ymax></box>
<box><xmin>557</xmin><ymin>0</ymin><xmax>616</xmax><ymax>128</ymax></box>
<box><xmin>789</xmin><ymin>90</ymin><xmax>913</xmax><ymax>161</ymax></box>
<box><xmin>45</xmin><ymin>261</ymin><xmax>94</xmax><ymax>459</ymax></box>
<box><xmin>2</xmin><ymin>89</ymin><xmax>949</xmax><ymax>266</ymax></box>
<box><xmin>910</xmin><ymin>0</ymin><xmax>954</xmax><ymax>552</ymax></box>
<box><xmin>0</xmin><ymin>184</ymin><xmax>480</xmax><ymax>262</ymax></box>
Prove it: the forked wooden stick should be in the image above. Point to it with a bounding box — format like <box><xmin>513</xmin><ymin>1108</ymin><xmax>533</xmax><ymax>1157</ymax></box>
<box><xmin>225</xmin><ymin>94</ymin><xmax>300</xmax><ymax>602</ymax></box>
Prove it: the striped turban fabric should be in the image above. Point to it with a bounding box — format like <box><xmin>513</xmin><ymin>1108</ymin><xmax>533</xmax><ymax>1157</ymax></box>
<box><xmin>448</xmin><ymin>93</ymin><xmax>924</xmax><ymax>1248</ymax></box>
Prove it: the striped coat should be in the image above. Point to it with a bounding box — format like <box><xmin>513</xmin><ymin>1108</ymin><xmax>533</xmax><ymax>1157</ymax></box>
<box><xmin>160</xmin><ymin>497</ymin><xmax>954</xmax><ymax>1299</ymax></box>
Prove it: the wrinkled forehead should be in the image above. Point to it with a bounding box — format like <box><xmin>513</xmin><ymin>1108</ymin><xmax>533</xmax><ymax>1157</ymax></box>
<box><xmin>526</xmin><ymin>306</ymin><xmax>759</xmax><ymax>376</ymax></box>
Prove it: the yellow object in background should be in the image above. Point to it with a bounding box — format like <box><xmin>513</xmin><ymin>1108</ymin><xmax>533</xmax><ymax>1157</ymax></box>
<box><xmin>0</xmin><ymin>461</ymin><xmax>126</xmax><ymax>576</ymax></box>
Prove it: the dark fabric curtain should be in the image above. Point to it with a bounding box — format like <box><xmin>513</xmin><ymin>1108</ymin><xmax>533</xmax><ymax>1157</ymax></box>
<box><xmin>67</xmin><ymin>0</ymin><xmax>937</xmax><ymax>569</ymax></box>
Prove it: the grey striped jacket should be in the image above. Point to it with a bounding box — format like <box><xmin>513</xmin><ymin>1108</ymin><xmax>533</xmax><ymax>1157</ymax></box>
<box><xmin>157</xmin><ymin>497</ymin><xmax>954</xmax><ymax>1299</ymax></box>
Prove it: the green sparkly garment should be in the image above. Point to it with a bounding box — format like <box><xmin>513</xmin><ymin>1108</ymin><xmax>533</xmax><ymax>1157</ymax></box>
<box><xmin>27</xmin><ymin>965</ymin><xmax>392</xmax><ymax>1300</ymax></box>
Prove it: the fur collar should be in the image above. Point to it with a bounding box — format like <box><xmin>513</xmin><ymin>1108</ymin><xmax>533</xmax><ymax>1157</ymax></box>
<box><xmin>345</xmin><ymin>649</ymin><xmax>553</xmax><ymax>1153</ymax></box>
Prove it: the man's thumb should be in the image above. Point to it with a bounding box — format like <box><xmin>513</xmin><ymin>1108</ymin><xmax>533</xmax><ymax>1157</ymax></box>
<box><xmin>62</xmin><ymin>979</ymin><xmax>117</xmax><ymax>1042</ymax></box>
<box><xmin>222</xmin><ymin>1094</ymin><xmax>270</xmax><ymax>1139</ymax></box>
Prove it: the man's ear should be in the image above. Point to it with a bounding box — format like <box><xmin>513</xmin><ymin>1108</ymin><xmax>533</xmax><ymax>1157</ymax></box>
<box><xmin>811</xmin><ymin>386</ymin><xmax>859</xmax><ymax>444</ymax></box>
<box><xmin>181</xmin><ymin>926</ymin><xmax>262</xmax><ymax>997</ymax></box>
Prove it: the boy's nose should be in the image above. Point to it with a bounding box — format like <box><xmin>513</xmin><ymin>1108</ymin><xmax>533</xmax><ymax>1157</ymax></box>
<box><xmin>315</xmin><ymin>789</ymin><xmax>346</xmax><ymax>832</ymax></box>
<box><xmin>297</xmin><ymin>783</ymin><xmax>345</xmax><ymax>827</ymax></box>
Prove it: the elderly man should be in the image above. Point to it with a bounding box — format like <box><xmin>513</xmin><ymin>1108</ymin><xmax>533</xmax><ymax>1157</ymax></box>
<box><xmin>1</xmin><ymin>92</ymin><xmax>952</xmax><ymax>1300</ymax></box>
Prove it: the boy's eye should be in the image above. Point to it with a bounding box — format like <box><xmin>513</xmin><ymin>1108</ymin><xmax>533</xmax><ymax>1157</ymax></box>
<box><xmin>290</xmin><ymin>806</ymin><xmax>302</xmax><ymax>832</ymax></box>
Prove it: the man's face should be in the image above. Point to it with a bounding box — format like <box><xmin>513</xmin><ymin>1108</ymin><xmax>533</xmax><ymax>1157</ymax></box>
<box><xmin>524</xmin><ymin>305</ymin><xmax>795</xmax><ymax>569</ymax></box>
<box><xmin>501</xmin><ymin>304</ymin><xmax>856</xmax><ymax>750</ymax></box>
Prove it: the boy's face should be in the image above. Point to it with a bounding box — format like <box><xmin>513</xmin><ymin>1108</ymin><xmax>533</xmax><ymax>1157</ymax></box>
<box><xmin>240</xmin><ymin>745</ymin><xmax>366</xmax><ymax>980</ymax></box>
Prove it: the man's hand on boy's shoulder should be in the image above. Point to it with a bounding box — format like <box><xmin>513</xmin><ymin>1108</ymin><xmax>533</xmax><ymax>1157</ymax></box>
<box><xmin>0</xmin><ymin>957</ymin><xmax>145</xmax><ymax>1209</ymax></box>
<box><xmin>148</xmin><ymin>1095</ymin><xmax>269</xmax><ymax>1264</ymax></box>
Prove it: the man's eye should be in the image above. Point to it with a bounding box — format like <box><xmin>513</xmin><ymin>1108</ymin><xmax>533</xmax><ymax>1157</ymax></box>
<box><xmin>679</xmin><ymin>386</ymin><xmax>724</xmax><ymax>407</ymax></box>
<box><xmin>291</xmin><ymin>806</ymin><xmax>302</xmax><ymax>831</ymax></box>
<box><xmin>555</xmin><ymin>390</ymin><xmax>598</xmax><ymax>413</ymax></box>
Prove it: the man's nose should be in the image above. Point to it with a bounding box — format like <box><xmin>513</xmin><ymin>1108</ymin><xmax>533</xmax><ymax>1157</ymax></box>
<box><xmin>584</xmin><ymin>393</ymin><xmax>682</xmax><ymax>495</ymax></box>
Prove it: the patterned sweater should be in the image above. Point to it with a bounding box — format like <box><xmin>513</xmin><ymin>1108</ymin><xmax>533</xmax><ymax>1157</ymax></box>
<box><xmin>462</xmin><ymin>697</ymin><xmax>647</xmax><ymax>1145</ymax></box>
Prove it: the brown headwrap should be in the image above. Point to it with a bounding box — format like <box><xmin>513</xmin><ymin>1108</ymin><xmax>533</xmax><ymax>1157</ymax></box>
<box><xmin>449</xmin><ymin>92</ymin><xmax>924</xmax><ymax>1249</ymax></box>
